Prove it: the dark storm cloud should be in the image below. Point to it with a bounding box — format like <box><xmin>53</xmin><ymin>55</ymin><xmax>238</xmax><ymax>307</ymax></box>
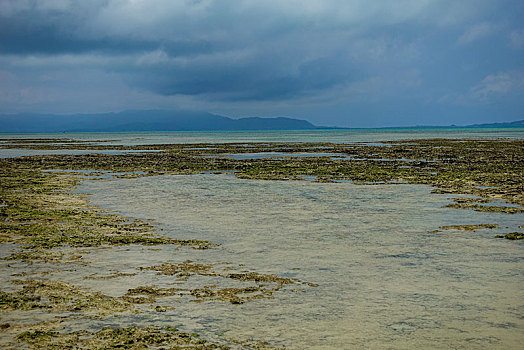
<box><xmin>131</xmin><ymin>49</ymin><xmax>356</xmax><ymax>101</ymax></box>
<box><xmin>0</xmin><ymin>0</ymin><xmax>523</xmax><ymax>126</ymax></box>
<box><xmin>0</xmin><ymin>0</ymin><xmax>438</xmax><ymax>99</ymax></box>
<box><xmin>0</xmin><ymin>20</ymin><xmax>155</xmax><ymax>54</ymax></box>
<box><xmin>0</xmin><ymin>2</ymin><xmax>214</xmax><ymax>56</ymax></box>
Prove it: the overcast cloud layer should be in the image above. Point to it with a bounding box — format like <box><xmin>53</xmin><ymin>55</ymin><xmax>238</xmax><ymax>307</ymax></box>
<box><xmin>0</xmin><ymin>0</ymin><xmax>523</xmax><ymax>127</ymax></box>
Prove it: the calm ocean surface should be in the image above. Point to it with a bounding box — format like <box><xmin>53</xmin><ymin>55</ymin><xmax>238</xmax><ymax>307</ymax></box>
<box><xmin>1</xmin><ymin>128</ymin><xmax>524</xmax><ymax>145</ymax></box>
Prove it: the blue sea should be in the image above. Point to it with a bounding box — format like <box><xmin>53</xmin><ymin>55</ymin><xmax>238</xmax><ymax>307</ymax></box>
<box><xmin>1</xmin><ymin>128</ymin><xmax>523</xmax><ymax>145</ymax></box>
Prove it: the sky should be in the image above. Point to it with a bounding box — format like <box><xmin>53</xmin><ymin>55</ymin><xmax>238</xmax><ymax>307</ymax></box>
<box><xmin>0</xmin><ymin>0</ymin><xmax>523</xmax><ymax>127</ymax></box>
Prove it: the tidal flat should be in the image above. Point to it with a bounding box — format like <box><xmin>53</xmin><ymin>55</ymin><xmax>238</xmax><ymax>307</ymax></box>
<box><xmin>0</xmin><ymin>137</ymin><xmax>523</xmax><ymax>349</ymax></box>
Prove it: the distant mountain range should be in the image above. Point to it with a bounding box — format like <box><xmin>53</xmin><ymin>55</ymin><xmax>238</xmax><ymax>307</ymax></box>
<box><xmin>0</xmin><ymin>110</ymin><xmax>522</xmax><ymax>132</ymax></box>
<box><xmin>0</xmin><ymin>110</ymin><xmax>317</xmax><ymax>133</ymax></box>
<box><xmin>465</xmin><ymin>120</ymin><xmax>524</xmax><ymax>128</ymax></box>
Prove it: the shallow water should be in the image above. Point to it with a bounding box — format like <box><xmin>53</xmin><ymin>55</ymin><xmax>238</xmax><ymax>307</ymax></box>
<box><xmin>2</xmin><ymin>128</ymin><xmax>523</xmax><ymax>145</ymax></box>
<box><xmin>77</xmin><ymin>174</ymin><xmax>524</xmax><ymax>349</ymax></box>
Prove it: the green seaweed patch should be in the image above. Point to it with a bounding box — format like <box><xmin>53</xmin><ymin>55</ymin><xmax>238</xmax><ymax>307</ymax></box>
<box><xmin>189</xmin><ymin>286</ymin><xmax>267</xmax><ymax>304</ymax></box>
<box><xmin>138</xmin><ymin>261</ymin><xmax>298</xmax><ymax>286</ymax></box>
<box><xmin>0</xmin><ymin>291</ymin><xmax>41</xmax><ymax>310</ymax></box>
<box><xmin>154</xmin><ymin>305</ymin><xmax>173</xmax><ymax>312</ymax></box>
<box><xmin>17</xmin><ymin>330</ymin><xmax>58</xmax><ymax>342</ymax></box>
<box><xmin>124</xmin><ymin>284</ymin><xmax>272</xmax><ymax>305</ymax></box>
<box><xmin>226</xmin><ymin>272</ymin><xmax>294</xmax><ymax>287</ymax></box>
<box><xmin>451</xmin><ymin>197</ymin><xmax>495</xmax><ymax>204</ymax></box>
<box><xmin>5</xmin><ymin>250</ymin><xmax>66</xmax><ymax>264</ymax></box>
<box><xmin>84</xmin><ymin>272</ymin><xmax>137</xmax><ymax>280</ymax></box>
<box><xmin>228</xmin><ymin>337</ymin><xmax>285</xmax><ymax>350</ymax></box>
<box><xmin>444</xmin><ymin>203</ymin><xmax>524</xmax><ymax>214</ymax></box>
<box><xmin>496</xmin><ymin>232</ymin><xmax>524</xmax><ymax>240</ymax></box>
<box><xmin>2</xmin><ymin>280</ymin><xmax>131</xmax><ymax>316</ymax></box>
<box><xmin>439</xmin><ymin>224</ymin><xmax>498</xmax><ymax>231</ymax></box>
<box><xmin>0</xmin><ymin>138</ymin><xmax>107</xmax><ymax>146</ymax></box>
<box><xmin>124</xmin><ymin>286</ymin><xmax>180</xmax><ymax>304</ymax></box>
<box><xmin>0</xmin><ymin>165</ymin><xmax>216</xmax><ymax>263</ymax></box>
<box><xmin>138</xmin><ymin>260</ymin><xmax>217</xmax><ymax>279</ymax></box>
<box><xmin>134</xmin><ymin>262</ymin><xmax>317</xmax><ymax>304</ymax></box>
<box><xmin>173</xmin><ymin>239</ymin><xmax>217</xmax><ymax>250</ymax></box>
<box><xmin>16</xmin><ymin>326</ymin><xmax>228</xmax><ymax>349</ymax></box>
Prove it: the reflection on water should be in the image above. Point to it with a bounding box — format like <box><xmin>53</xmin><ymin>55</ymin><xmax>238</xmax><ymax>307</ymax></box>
<box><xmin>78</xmin><ymin>174</ymin><xmax>524</xmax><ymax>349</ymax></box>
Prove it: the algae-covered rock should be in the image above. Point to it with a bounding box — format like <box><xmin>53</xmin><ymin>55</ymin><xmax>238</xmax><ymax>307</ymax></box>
<box><xmin>2</xmin><ymin>279</ymin><xmax>131</xmax><ymax>316</ymax></box>
<box><xmin>439</xmin><ymin>224</ymin><xmax>498</xmax><ymax>231</ymax></box>
<box><xmin>496</xmin><ymin>232</ymin><xmax>524</xmax><ymax>240</ymax></box>
<box><xmin>16</xmin><ymin>326</ymin><xmax>229</xmax><ymax>349</ymax></box>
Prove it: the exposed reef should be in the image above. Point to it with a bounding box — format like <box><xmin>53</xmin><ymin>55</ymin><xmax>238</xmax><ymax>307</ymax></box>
<box><xmin>1</xmin><ymin>279</ymin><xmax>131</xmax><ymax>316</ymax></box>
<box><xmin>496</xmin><ymin>232</ymin><xmax>524</xmax><ymax>240</ymax></box>
<box><xmin>438</xmin><ymin>224</ymin><xmax>498</xmax><ymax>231</ymax></box>
<box><xmin>16</xmin><ymin>326</ymin><xmax>228</xmax><ymax>349</ymax></box>
<box><xmin>132</xmin><ymin>261</ymin><xmax>314</xmax><ymax>304</ymax></box>
<box><xmin>2</xmin><ymin>138</ymin><xmax>522</xmax><ymax>207</ymax></box>
<box><xmin>1</xmin><ymin>137</ymin><xmax>522</xmax><ymax>348</ymax></box>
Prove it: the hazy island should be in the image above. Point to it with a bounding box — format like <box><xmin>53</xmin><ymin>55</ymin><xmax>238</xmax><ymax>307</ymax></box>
<box><xmin>1</xmin><ymin>110</ymin><xmax>523</xmax><ymax>133</ymax></box>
